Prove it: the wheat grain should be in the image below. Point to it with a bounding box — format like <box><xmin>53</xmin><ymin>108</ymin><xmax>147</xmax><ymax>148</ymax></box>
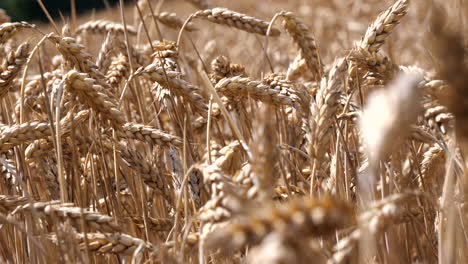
<box><xmin>63</xmin><ymin>70</ymin><xmax>125</xmax><ymax>127</ymax></box>
<box><xmin>53</xmin><ymin>232</ymin><xmax>154</xmax><ymax>255</ymax></box>
<box><xmin>156</xmin><ymin>12</ymin><xmax>197</xmax><ymax>31</ymax></box>
<box><xmin>251</xmin><ymin>106</ymin><xmax>278</xmax><ymax>199</ymax></box>
<box><xmin>0</xmin><ymin>110</ymin><xmax>88</xmax><ymax>152</ymax></box>
<box><xmin>105</xmin><ymin>54</ymin><xmax>129</xmax><ymax>90</ymax></box>
<box><xmin>210</xmin><ymin>55</ymin><xmax>246</xmax><ymax>84</ymax></box>
<box><xmin>357</xmin><ymin>0</ymin><xmax>410</xmax><ymax>54</ymax></box>
<box><xmin>119</xmin><ymin>142</ymin><xmax>173</xmax><ymax>200</ymax></box>
<box><xmin>421</xmin><ymin>143</ymin><xmax>446</xmax><ymax>188</ymax></box>
<box><xmin>206</xmin><ymin>196</ymin><xmax>354</xmax><ymax>251</ymax></box>
<box><xmin>0</xmin><ymin>42</ymin><xmax>30</xmax><ymax>99</ymax></box>
<box><xmin>0</xmin><ymin>194</ymin><xmax>28</xmax><ymax>214</ymax></box>
<box><xmin>130</xmin><ymin>216</ymin><xmax>173</xmax><ymax>231</ymax></box>
<box><xmin>329</xmin><ymin>193</ymin><xmax>421</xmax><ymax>264</ymax></box>
<box><xmin>96</xmin><ymin>32</ymin><xmax>117</xmax><ymax>72</ymax></box>
<box><xmin>279</xmin><ymin>11</ymin><xmax>322</xmax><ymax>80</ymax></box>
<box><xmin>118</xmin><ymin>122</ymin><xmax>182</xmax><ymax>147</ymax></box>
<box><xmin>215</xmin><ymin>75</ymin><xmax>301</xmax><ymax>107</ymax></box>
<box><xmin>136</xmin><ymin>65</ymin><xmax>208</xmax><ymax>114</ymax></box>
<box><xmin>308</xmin><ymin>58</ymin><xmax>347</xmax><ymax>187</ymax></box>
<box><xmin>190</xmin><ymin>8</ymin><xmax>281</xmax><ymax>36</ymax></box>
<box><xmin>13</xmin><ymin>201</ymin><xmax>120</xmax><ymax>232</ymax></box>
<box><xmin>348</xmin><ymin>0</ymin><xmax>410</xmax><ymax>89</ymax></box>
<box><xmin>0</xmin><ymin>22</ymin><xmax>33</xmax><ymax>44</ymax></box>
<box><xmin>286</xmin><ymin>53</ymin><xmax>313</xmax><ymax>81</ymax></box>
<box><xmin>0</xmin><ymin>122</ymin><xmax>50</xmax><ymax>152</ymax></box>
<box><xmin>75</xmin><ymin>20</ymin><xmax>137</xmax><ymax>35</ymax></box>
<box><xmin>48</xmin><ymin>34</ymin><xmax>109</xmax><ymax>89</ymax></box>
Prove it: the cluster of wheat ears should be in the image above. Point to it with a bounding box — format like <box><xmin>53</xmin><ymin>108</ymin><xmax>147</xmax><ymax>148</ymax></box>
<box><xmin>0</xmin><ymin>0</ymin><xmax>467</xmax><ymax>262</ymax></box>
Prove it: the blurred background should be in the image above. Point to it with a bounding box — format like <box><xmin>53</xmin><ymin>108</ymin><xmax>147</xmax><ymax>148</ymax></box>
<box><xmin>0</xmin><ymin>0</ymin><xmax>119</xmax><ymax>21</ymax></box>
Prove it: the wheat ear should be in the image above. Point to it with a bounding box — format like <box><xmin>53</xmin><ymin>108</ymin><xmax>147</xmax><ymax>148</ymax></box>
<box><xmin>0</xmin><ymin>42</ymin><xmax>30</xmax><ymax>99</ymax></box>
<box><xmin>75</xmin><ymin>20</ymin><xmax>137</xmax><ymax>36</ymax></box>
<box><xmin>0</xmin><ymin>22</ymin><xmax>33</xmax><ymax>44</ymax></box>
<box><xmin>189</xmin><ymin>8</ymin><xmax>281</xmax><ymax>36</ymax></box>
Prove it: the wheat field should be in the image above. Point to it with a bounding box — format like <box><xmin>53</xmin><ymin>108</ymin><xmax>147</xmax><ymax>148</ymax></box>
<box><xmin>0</xmin><ymin>0</ymin><xmax>467</xmax><ymax>263</ymax></box>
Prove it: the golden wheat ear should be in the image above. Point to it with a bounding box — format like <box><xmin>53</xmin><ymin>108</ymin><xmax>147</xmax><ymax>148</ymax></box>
<box><xmin>0</xmin><ymin>42</ymin><xmax>30</xmax><ymax>99</ymax></box>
